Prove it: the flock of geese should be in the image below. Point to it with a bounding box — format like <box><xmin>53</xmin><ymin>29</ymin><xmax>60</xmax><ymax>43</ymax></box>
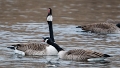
<box><xmin>7</xmin><ymin>8</ymin><xmax>120</xmax><ymax>62</ymax></box>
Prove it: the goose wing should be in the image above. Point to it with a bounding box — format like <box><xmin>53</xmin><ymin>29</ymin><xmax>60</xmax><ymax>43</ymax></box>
<box><xmin>14</xmin><ymin>42</ymin><xmax>49</xmax><ymax>51</ymax></box>
<box><xmin>66</xmin><ymin>49</ymin><xmax>104</xmax><ymax>58</ymax></box>
<box><xmin>82</xmin><ymin>23</ymin><xmax>116</xmax><ymax>30</ymax></box>
<box><xmin>91</xmin><ymin>23</ymin><xmax>115</xmax><ymax>29</ymax></box>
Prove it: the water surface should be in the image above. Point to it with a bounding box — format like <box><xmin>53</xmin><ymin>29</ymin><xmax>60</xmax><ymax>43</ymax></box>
<box><xmin>0</xmin><ymin>0</ymin><xmax>120</xmax><ymax>68</ymax></box>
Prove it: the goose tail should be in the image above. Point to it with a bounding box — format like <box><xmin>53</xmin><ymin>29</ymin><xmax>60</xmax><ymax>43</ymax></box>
<box><xmin>116</xmin><ymin>23</ymin><xmax>120</xmax><ymax>28</ymax></box>
<box><xmin>103</xmin><ymin>54</ymin><xmax>112</xmax><ymax>57</ymax></box>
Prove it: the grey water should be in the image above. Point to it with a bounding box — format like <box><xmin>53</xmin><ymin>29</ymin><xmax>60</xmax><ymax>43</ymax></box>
<box><xmin>0</xmin><ymin>0</ymin><xmax>120</xmax><ymax>68</ymax></box>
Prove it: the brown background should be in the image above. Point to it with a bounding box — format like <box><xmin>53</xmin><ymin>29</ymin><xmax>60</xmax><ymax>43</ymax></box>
<box><xmin>0</xmin><ymin>0</ymin><xmax>120</xmax><ymax>25</ymax></box>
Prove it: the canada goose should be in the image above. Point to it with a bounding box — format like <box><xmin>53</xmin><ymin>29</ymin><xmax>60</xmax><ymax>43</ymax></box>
<box><xmin>7</xmin><ymin>42</ymin><xmax>58</xmax><ymax>56</ymax></box>
<box><xmin>77</xmin><ymin>22</ymin><xmax>120</xmax><ymax>34</ymax></box>
<box><xmin>43</xmin><ymin>38</ymin><xmax>111</xmax><ymax>62</ymax></box>
<box><xmin>7</xmin><ymin>8</ymin><xmax>58</xmax><ymax>56</ymax></box>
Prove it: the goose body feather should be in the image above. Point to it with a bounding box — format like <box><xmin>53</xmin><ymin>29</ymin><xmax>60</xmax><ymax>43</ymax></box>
<box><xmin>58</xmin><ymin>49</ymin><xmax>110</xmax><ymax>61</ymax></box>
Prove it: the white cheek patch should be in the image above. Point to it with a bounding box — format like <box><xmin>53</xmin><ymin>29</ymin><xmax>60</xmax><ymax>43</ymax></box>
<box><xmin>45</xmin><ymin>39</ymin><xmax>48</xmax><ymax>43</ymax></box>
<box><xmin>47</xmin><ymin>15</ymin><xmax>53</xmax><ymax>21</ymax></box>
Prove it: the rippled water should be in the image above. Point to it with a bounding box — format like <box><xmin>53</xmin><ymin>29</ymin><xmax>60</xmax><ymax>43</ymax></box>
<box><xmin>0</xmin><ymin>0</ymin><xmax>120</xmax><ymax>68</ymax></box>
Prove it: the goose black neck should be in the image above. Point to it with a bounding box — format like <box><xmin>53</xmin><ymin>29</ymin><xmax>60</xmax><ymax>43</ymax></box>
<box><xmin>116</xmin><ymin>23</ymin><xmax>120</xmax><ymax>28</ymax></box>
<box><xmin>47</xmin><ymin>21</ymin><xmax>55</xmax><ymax>42</ymax></box>
<box><xmin>47</xmin><ymin>41</ymin><xmax>63</xmax><ymax>52</ymax></box>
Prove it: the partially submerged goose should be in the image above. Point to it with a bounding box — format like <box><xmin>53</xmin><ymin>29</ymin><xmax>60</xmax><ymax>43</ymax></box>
<box><xmin>7</xmin><ymin>8</ymin><xmax>58</xmax><ymax>56</ymax></box>
<box><xmin>7</xmin><ymin>42</ymin><xmax>58</xmax><ymax>56</ymax></box>
<box><xmin>77</xmin><ymin>22</ymin><xmax>120</xmax><ymax>34</ymax></box>
<box><xmin>43</xmin><ymin>38</ymin><xmax>111</xmax><ymax>62</ymax></box>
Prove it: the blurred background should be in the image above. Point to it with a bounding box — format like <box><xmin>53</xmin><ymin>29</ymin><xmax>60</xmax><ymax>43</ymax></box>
<box><xmin>0</xmin><ymin>0</ymin><xmax>120</xmax><ymax>25</ymax></box>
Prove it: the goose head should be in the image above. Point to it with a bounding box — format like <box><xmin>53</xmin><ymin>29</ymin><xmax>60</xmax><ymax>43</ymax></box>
<box><xmin>81</xmin><ymin>25</ymin><xmax>91</xmax><ymax>31</ymax></box>
<box><xmin>7</xmin><ymin>44</ymin><xmax>21</xmax><ymax>50</ymax></box>
<box><xmin>43</xmin><ymin>37</ymin><xmax>53</xmax><ymax>45</ymax></box>
<box><xmin>47</xmin><ymin>8</ymin><xmax>53</xmax><ymax>22</ymax></box>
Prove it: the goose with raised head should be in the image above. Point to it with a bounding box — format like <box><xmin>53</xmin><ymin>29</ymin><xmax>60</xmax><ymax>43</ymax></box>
<box><xmin>43</xmin><ymin>38</ymin><xmax>111</xmax><ymax>62</ymax></box>
<box><xmin>7</xmin><ymin>8</ymin><xmax>58</xmax><ymax>56</ymax></box>
<box><xmin>47</xmin><ymin>8</ymin><xmax>55</xmax><ymax>42</ymax></box>
<box><xmin>77</xmin><ymin>21</ymin><xmax>120</xmax><ymax>34</ymax></box>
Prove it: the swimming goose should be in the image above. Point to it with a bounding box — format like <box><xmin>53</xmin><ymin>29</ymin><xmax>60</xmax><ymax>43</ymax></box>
<box><xmin>7</xmin><ymin>8</ymin><xmax>58</xmax><ymax>56</ymax></box>
<box><xmin>43</xmin><ymin>38</ymin><xmax>111</xmax><ymax>62</ymax></box>
<box><xmin>77</xmin><ymin>22</ymin><xmax>120</xmax><ymax>34</ymax></box>
<box><xmin>7</xmin><ymin>42</ymin><xmax>58</xmax><ymax>56</ymax></box>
